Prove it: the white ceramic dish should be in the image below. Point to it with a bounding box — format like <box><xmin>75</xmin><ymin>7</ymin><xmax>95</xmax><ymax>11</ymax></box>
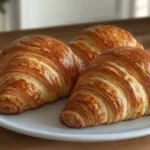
<box><xmin>0</xmin><ymin>98</ymin><xmax>150</xmax><ymax>142</ymax></box>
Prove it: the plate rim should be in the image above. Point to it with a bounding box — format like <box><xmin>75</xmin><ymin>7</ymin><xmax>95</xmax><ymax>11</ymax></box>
<box><xmin>0</xmin><ymin>118</ymin><xmax>150</xmax><ymax>142</ymax></box>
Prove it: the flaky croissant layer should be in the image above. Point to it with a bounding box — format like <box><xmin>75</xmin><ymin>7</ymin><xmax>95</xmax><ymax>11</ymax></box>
<box><xmin>60</xmin><ymin>47</ymin><xmax>150</xmax><ymax>128</ymax></box>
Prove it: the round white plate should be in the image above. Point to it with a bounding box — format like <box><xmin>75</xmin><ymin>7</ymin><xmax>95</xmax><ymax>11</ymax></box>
<box><xmin>0</xmin><ymin>98</ymin><xmax>150</xmax><ymax>142</ymax></box>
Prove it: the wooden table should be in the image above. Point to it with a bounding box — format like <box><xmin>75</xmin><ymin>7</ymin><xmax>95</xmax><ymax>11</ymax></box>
<box><xmin>0</xmin><ymin>17</ymin><xmax>150</xmax><ymax>150</ymax></box>
<box><xmin>0</xmin><ymin>127</ymin><xmax>150</xmax><ymax>150</ymax></box>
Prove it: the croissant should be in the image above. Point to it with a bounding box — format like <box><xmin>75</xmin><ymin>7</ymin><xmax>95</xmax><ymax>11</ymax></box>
<box><xmin>0</xmin><ymin>25</ymin><xmax>143</xmax><ymax>114</ymax></box>
<box><xmin>0</xmin><ymin>35</ymin><xmax>79</xmax><ymax>114</ymax></box>
<box><xmin>60</xmin><ymin>47</ymin><xmax>150</xmax><ymax>128</ymax></box>
<box><xmin>69</xmin><ymin>25</ymin><xmax>143</xmax><ymax>72</ymax></box>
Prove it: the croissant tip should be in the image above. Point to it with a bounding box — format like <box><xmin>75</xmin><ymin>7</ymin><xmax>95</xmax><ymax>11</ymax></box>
<box><xmin>60</xmin><ymin>111</ymin><xmax>84</xmax><ymax>128</ymax></box>
<box><xmin>0</xmin><ymin>107</ymin><xmax>19</xmax><ymax>115</ymax></box>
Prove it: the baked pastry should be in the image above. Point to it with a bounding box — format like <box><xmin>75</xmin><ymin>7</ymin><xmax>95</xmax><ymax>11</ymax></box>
<box><xmin>60</xmin><ymin>47</ymin><xmax>150</xmax><ymax>128</ymax></box>
<box><xmin>0</xmin><ymin>35</ymin><xmax>79</xmax><ymax>114</ymax></box>
<box><xmin>0</xmin><ymin>25</ymin><xmax>143</xmax><ymax>115</ymax></box>
<box><xmin>69</xmin><ymin>25</ymin><xmax>143</xmax><ymax>72</ymax></box>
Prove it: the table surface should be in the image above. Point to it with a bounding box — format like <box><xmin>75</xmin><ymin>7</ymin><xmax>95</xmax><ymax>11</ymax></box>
<box><xmin>0</xmin><ymin>127</ymin><xmax>150</xmax><ymax>150</ymax></box>
<box><xmin>0</xmin><ymin>17</ymin><xmax>150</xmax><ymax>150</ymax></box>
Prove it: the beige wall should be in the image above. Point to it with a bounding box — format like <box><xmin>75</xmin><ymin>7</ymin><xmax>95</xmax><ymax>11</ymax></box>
<box><xmin>0</xmin><ymin>0</ymin><xmax>150</xmax><ymax>32</ymax></box>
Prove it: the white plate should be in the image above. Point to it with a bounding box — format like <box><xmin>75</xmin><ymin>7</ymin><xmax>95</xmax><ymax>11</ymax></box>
<box><xmin>0</xmin><ymin>98</ymin><xmax>150</xmax><ymax>142</ymax></box>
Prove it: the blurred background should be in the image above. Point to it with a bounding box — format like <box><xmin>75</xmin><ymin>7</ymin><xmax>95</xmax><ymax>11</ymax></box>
<box><xmin>0</xmin><ymin>0</ymin><xmax>150</xmax><ymax>32</ymax></box>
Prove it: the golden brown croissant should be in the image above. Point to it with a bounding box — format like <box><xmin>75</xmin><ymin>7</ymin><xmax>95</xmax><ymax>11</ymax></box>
<box><xmin>60</xmin><ymin>47</ymin><xmax>150</xmax><ymax>128</ymax></box>
<box><xmin>69</xmin><ymin>25</ymin><xmax>143</xmax><ymax>72</ymax></box>
<box><xmin>0</xmin><ymin>25</ymin><xmax>143</xmax><ymax>114</ymax></box>
<box><xmin>0</xmin><ymin>35</ymin><xmax>79</xmax><ymax>114</ymax></box>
